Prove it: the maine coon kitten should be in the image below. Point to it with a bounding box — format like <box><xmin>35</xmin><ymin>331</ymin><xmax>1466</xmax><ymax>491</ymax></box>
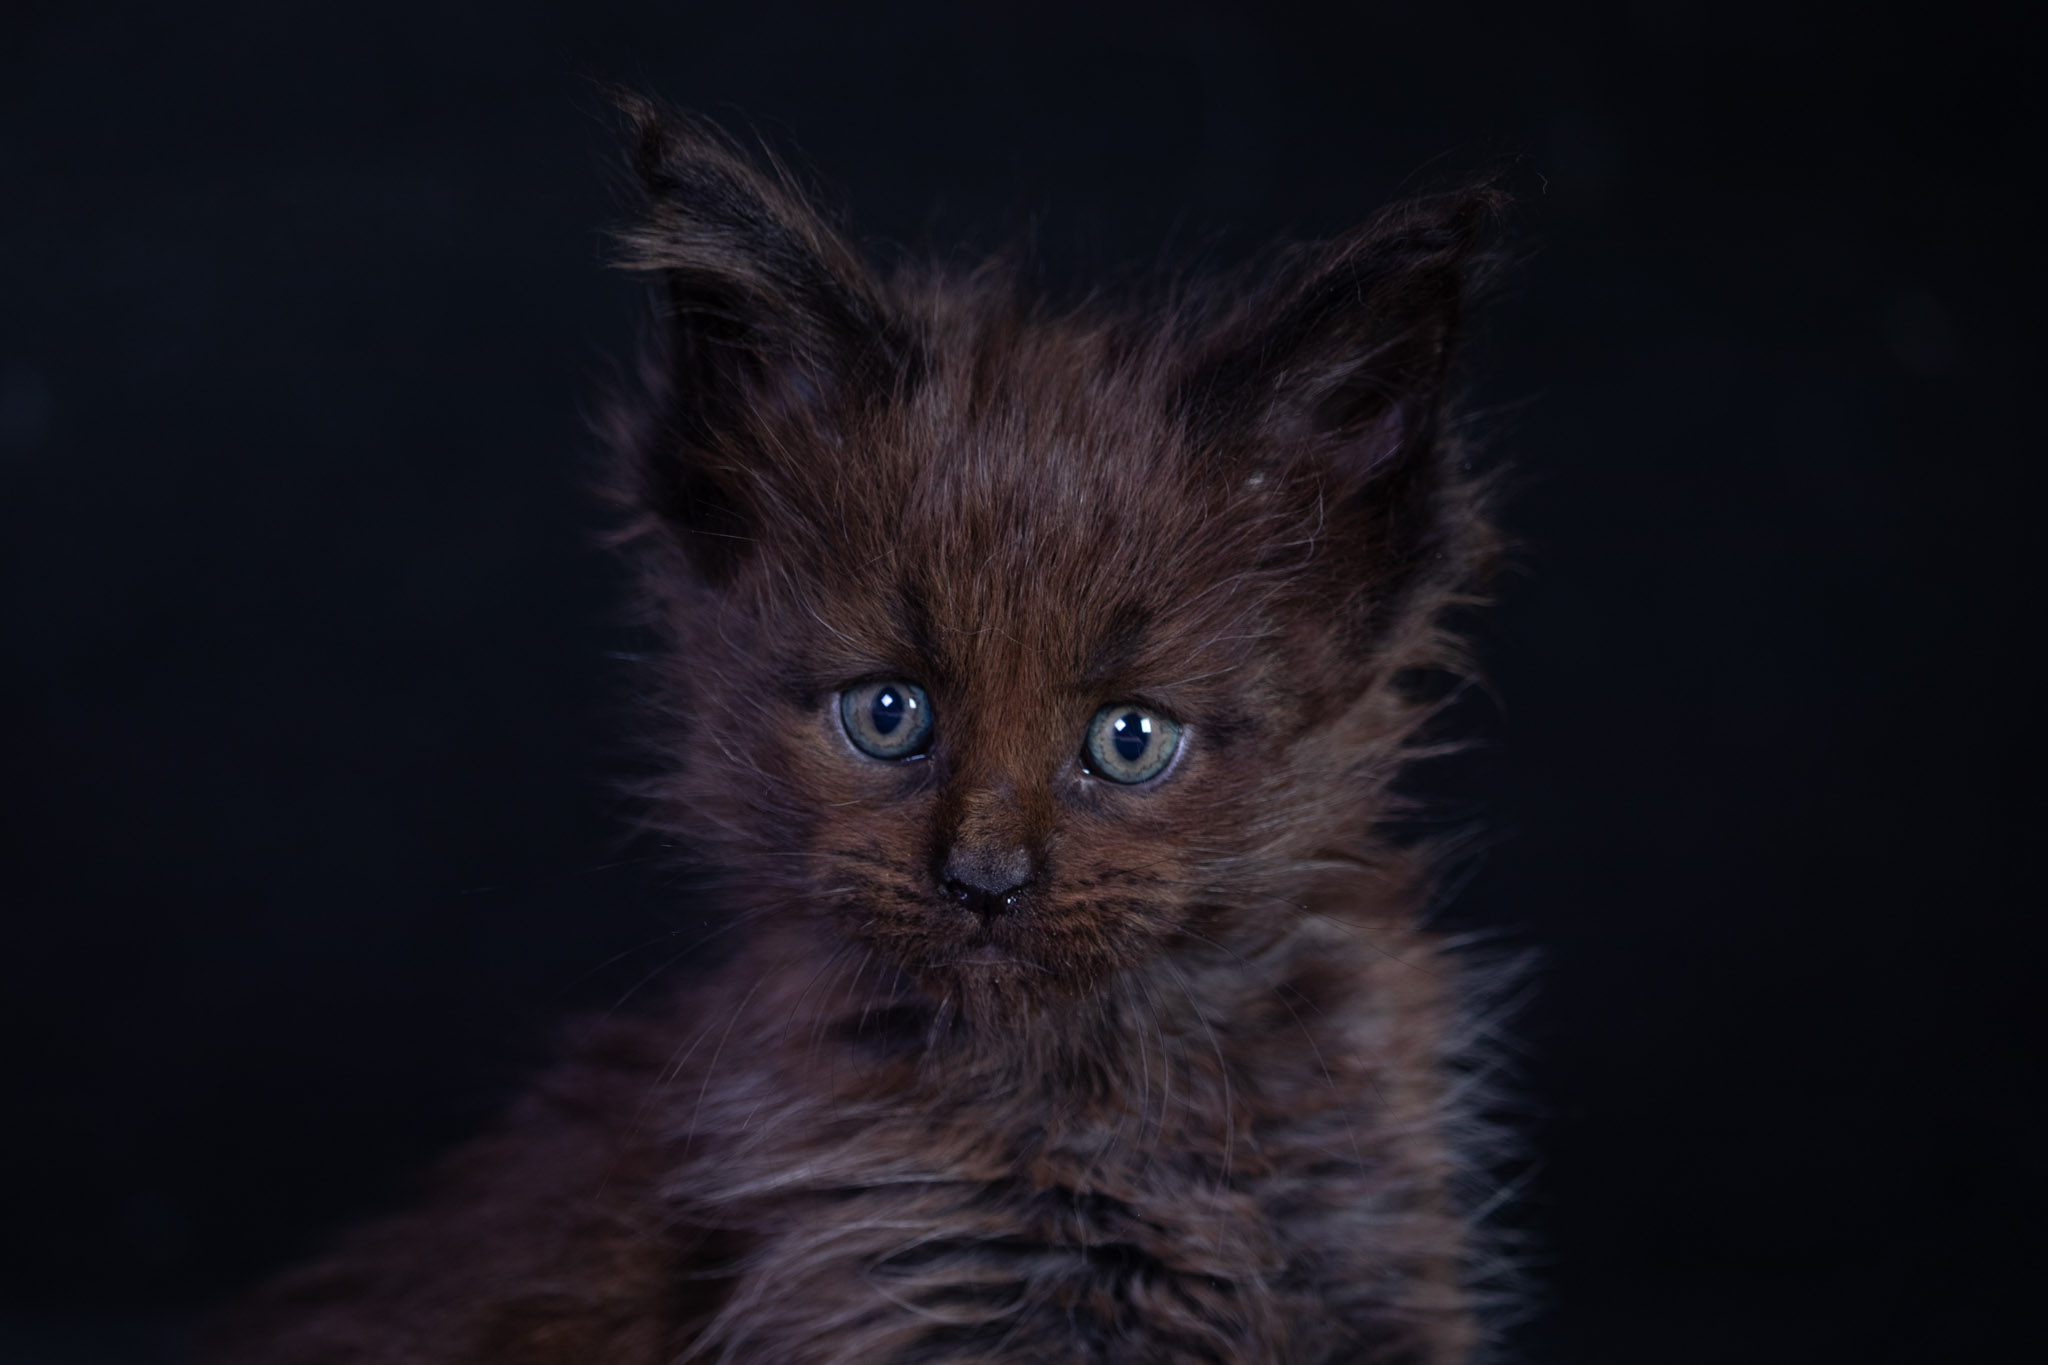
<box><xmin>212</xmin><ymin>98</ymin><xmax>1510</xmax><ymax>1364</ymax></box>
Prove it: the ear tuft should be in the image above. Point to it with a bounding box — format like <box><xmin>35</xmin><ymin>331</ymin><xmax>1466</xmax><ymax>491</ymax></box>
<box><xmin>603</xmin><ymin>95</ymin><xmax>917</xmax><ymax>582</ymax></box>
<box><xmin>1175</xmin><ymin>185</ymin><xmax>1506</xmax><ymax>654</ymax></box>
<box><xmin>1185</xmin><ymin>185</ymin><xmax>1504</xmax><ymax>489</ymax></box>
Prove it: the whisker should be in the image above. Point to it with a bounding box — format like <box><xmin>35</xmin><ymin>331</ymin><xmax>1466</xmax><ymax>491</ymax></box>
<box><xmin>686</xmin><ymin>976</ymin><xmax>770</xmax><ymax>1150</ymax></box>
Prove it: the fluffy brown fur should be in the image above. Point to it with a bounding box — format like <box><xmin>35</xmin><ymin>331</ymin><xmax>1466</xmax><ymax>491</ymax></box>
<box><xmin>209</xmin><ymin>98</ymin><xmax>1512</xmax><ymax>1364</ymax></box>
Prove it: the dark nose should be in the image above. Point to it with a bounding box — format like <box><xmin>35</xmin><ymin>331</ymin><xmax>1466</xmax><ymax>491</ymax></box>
<box><xmin>941</xmin><ymin>843</ymin><xmax>1033</xmax><ymax>918</ymax></box>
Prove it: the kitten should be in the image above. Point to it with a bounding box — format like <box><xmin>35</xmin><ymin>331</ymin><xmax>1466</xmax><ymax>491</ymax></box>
<box><xmin>211</xmin><ymin>97</ymin><xmax>1510</xmax><ymax>1364</ymax></box>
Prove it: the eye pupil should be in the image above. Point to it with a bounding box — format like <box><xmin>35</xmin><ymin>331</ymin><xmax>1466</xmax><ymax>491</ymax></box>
<box><xmin>871</xmin><ymin>691</ymin><xmax>903</xmax><ymax>735</ymax></box>
<box><xmin>1112</xmin><ymin>712</ymin><xmax>1148</xmax><ymax>761</ymax></box>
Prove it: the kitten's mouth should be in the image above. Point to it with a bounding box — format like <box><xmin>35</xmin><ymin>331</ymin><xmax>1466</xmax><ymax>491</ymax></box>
<box><xmin>940</xmin><ymin>920</ymin><xmax>1054</xmax><ymax>979</ymax></box>
<box><xmin>954</xmin><ymin>942</ymin><xmax>1028</xmax><ymax>968</ymax></box>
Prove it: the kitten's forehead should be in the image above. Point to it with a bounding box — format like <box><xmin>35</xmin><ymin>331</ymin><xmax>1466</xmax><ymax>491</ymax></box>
<box><xmin>851</xmin><ymin>385</ymin><xmax>1251</xmax><ymax>693</ymax></box>
<box><xmin>753</xmin><ymin>321</ymin><xmax>1292</xmax><ymax>703</ymax></box>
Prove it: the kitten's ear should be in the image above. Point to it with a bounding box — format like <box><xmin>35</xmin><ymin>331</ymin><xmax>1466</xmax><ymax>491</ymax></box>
<box><xmin>610</xmin><ymin>96</ymin><xmax>915</xmax><ymax>580</ymax></box>
<box><xmin>1183</xmin><ymin>187</ymin><xmax>1500</xmax><ymax>513</ymax></box>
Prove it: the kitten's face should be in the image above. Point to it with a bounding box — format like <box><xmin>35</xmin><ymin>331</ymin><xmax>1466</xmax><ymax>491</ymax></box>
<box><xmin>663</xmin><ymin>359</ymin><xmax>1372</xmax><ymax>1017</ymax></box>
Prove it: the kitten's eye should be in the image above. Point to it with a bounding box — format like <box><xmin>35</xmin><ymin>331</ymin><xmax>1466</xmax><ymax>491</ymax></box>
<box><xmin>839</xmin><ymin>680</ymin><xmax>933</xmax><ymax>760</ymax></box>
<box><xmin>1082</xmin><ymin>705</ymin><xmax>1182</xmax><ymax>785</ymax></box>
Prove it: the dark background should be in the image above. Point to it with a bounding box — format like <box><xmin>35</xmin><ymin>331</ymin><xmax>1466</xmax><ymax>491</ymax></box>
<box><xmin>3</xmin><ymin>2</ymin><xmax>2039</xmax><ymax>1360</ymax></box>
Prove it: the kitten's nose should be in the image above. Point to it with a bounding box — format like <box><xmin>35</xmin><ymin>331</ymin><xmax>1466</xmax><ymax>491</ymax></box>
<box><xmin>941</xmin><ymin>843</ymin><xmax>1033</xmax><ymax>918</ymax></box>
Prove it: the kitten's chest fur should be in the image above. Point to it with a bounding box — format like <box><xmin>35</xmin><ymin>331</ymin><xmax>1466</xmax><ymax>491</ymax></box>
<box><xmin>654</xmin><ymin>914</ymin><xmax>1473</xmax><ymax>1364</ymax></box>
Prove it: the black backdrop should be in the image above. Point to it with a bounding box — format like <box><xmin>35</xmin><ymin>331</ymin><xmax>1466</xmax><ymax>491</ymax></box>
<box><xmin>3</xmin><ymin>2</ymin><xmax>2039</xmax><ymax>1361</ymax></box>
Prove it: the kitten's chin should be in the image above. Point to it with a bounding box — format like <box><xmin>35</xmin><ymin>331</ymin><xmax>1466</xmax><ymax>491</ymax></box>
<box><xmin>856</xmin><ymin>901</ymin><xmax>1148</xmax><ymax>1023</ymax></box>
<box><xmin>917</xmin><ymin>931</ymin><xmax>1126</xmax><ymax>1025</ymax></box>
<box><xmin>931</xmin><ymin>939</ymin><xmax>1059</xmax><ymax>999</ymax></box>
<box><xmin>928</xmin><ymin>961</ymin><xmax>1064</xmax><ymax>1026</ymax></box>
<box><xmin>952</xmin><ymin>942</ymin><xmax>1026</xmax><ymax>968</ymax></box>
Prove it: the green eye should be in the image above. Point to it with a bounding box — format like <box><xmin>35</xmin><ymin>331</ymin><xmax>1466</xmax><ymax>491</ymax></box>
<box><xmin>1083</xmin><ymin>705</ymin><xmax>1182</xmax><ymax>784</ymax></box>
<box><xmin>840</xmin><ymin>680</ymin><xmax>932</xmax><ymax>759</ymax></box>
